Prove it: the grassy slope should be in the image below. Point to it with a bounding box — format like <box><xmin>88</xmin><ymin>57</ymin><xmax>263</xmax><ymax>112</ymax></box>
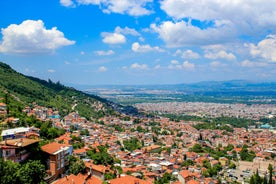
<box><xmin>0</xmin><ymin>62</ymin><xmax>114</xmax><ymax>119</ymax></box>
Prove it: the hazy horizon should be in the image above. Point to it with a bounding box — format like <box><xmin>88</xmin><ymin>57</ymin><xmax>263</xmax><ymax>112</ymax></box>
<box><xmin>1</xmin><ymin>1</ymin><xmax>276</xmax><ymax>85</ymax></box>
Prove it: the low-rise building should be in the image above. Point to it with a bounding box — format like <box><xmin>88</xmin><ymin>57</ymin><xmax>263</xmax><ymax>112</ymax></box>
<box><xmin>41</xmin><ymin>142</ymin><xmax>73</xmax><ymax>181</ymax></box>
<box><xmin>0</xmin><ymin>138</ymin><xmax>39</xmax><ymax>162</ymax></box>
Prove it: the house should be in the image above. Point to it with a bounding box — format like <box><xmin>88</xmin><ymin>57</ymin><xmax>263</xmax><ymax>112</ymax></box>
<box><xmin>0</xmin><ymin>102</ymin><xmax>6</xmax><ymax>110</ymax></box>
<box><xmin>52</xmin><ymin>173</ymin><xmax>103</xmax><ymax>184</ymax></box>
<box><xmin>0</xmin><ymin>102</ymin><xmax>7</xmax><ymax>116</ymax></box>
<box><xmin>84</xmin><ymin>160</ymin><xmax>107</xmax><ymax>180</ymax></box>
<box><xmin>1</xmin><ymin>127</ymin><xmax>31</xmax><ymax>140</ymax></box>
<box><xmin>0</xmin><ymin>138</ymin><xmax>39</xmax><ymax>162</ymax></box>
<box><xmin>52</xmin><ymin>173</ymin><xmax>86</xmax><ymax>184</ymax></box>
<box><xmin>73</xmin><ymin>148</ymin><xmax>88</xmax><ymax>159</ymax></box>
<box><xmin>109</xmin><ymin>175</ymin><xmax>151</xmax><ymax>184</ymax></box>
<box><xmin>55</xmin><ymin>133</ymin><xmax>73</xmax><ymax>145</ymax></box>
<box><xmin>142</xmin><ymin>145</ymin><xmax>161</xmax><ymax>153</ymax></box>
<box><xmin>219</xmin><ymin>157</ymin><xmax>229</xmax><ymax>166</ymax></box>
<box><xmin>178</xmin><ymin>170</ymin><xmax>193</xmax><ymax>184</ymax></box>
<box><xmin>185</xmin><ymin>152</ymin><xmax>198</xmax><ymax>160</ymax></box>
<box><xmin>41</xmin><ymin>142</ymin><xmax>73</xmax><ymax>181</ymax></box>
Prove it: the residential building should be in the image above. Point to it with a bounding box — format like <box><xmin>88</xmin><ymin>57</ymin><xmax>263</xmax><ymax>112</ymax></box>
<box><xmin>41</xmin><ymin>142</ymin><xmax>73</xmax><ymax>181</ymax></box>
<box><xmin>0</xmin><ymin>138</ymin><xmax>39</xmax><ymax>162</ymax></box>
<box><xmin>109</xmin><ymin>175</ymin><xmax>151</xmax><ymax>184</ymax></box>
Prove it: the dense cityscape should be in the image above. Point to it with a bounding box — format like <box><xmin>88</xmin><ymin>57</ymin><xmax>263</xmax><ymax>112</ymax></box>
<box><xmin>1</xmin><ymin>0</ymin><xmax>276</xmax><ymax>184</ymax></box>
<box><xmin>1</xmin><ymin>87</ymin><xmax>276</xmax><ymax>183</ymax></box>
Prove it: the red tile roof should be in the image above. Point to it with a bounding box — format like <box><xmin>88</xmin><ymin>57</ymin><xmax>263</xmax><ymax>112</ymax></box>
<box><xmin>0</xmin><ymin>138</ymin><xmax>39</xmax><ymax>147</ymax></box>
<box><xmin>86</xmin><ymin>176</ymin><xmax>102</xmax><ymax>184</ymax></box>
<box><xmin>187</xmin><ymin>180</ymin><xmax>199</xmax><ymax>184</ymax></box>
<box><xmin>41</xmin><ymin>142</ymin><xmax>69</xmax><ymax>155</ymax></box>
<box><xmin>110</xmin><ymin>175</ymin><xmax>151</xmax><ymax>184</ymax></box>
<box><xmin>52</xmin><ymin>174</ymin><xmax>86</xmax><ymax>184</ymax></box>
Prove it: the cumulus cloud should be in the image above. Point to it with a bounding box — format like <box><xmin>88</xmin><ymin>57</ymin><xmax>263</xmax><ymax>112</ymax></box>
<box><xmin>60</xmin><ymin>0</ymin><xmax>75</xmax><ymax>7</ymax></box>
<box><xmin>174</xmin><ymin>49</ymin><xmax>200</xmax><ymax>59</ymax></box>
<box><xmin>240</xmin><ymin>60</ymin><xmax>268</xmax><ymax>67</ymax></box>
<box><xmin>130</xmin><ymin>63</ymin><xmax>148</xmax><ymax>70</ymax></box>
<box><xmin>154</xmin><ymin>64</ymin><xmax>161</xmax><ymax>70</ymax></box>
<box><xmin>204</xmin><ymin>50</ymin><xmax>236</xmax><ymax>61</ymax></box>
<box><xmin>168</xmin><ymin>60</ymin><xmax>195</xmax><ymax>70</ymax></box>
<box><xmin>132</xmin><ymin>42</ymin><xmax>164</xmax><ymax>53</ymax></box>
<box><xmin>101</xmin><ymin>32</ymin><xmax>126</xmax><ymax>44</ymax></box>
<box><xmin>170</xmin><ymin>60</ymin><xmax>179</xmax><ymax>65</ymax></box>
<box><xmin>160</xmin><ymin>0</ymin><xmax>276</xmax><ymax>28</ymax></box>
<box><xmin>77</xmin><ymin>0</ymin><xmax>100</xmax><ymax>5</ymax></box>
<box><xmin>151</xmin><ymin>20</ymin><xmax>233</xmax><ymax>47</ymax></box>
<box><xmin>248</xmin><ymin>35</ymin><xmax>276</xmax><ymax>62</ymax></box>
<box><xmin>115</xmin><ymin>26</ymin><xmax>140</xmax><ymax>36</ymax></box>
<box><xmin>158</xmin><ymin>1</ymin><xmax>276</xmax><ymax>47</ymax></box>
<box><xmin>209</xmin><ymin>61</ymin><xmax>226</xmax><ymax>68</ymax></box>
<box><xmin>95</xmin><ymin>50</ymin><xmax>115</xmax><ymax>56</ymax></box>
<box><xmin>0</xmin><ymin>20</ymin><xmax>75</xmax><ymax>54</ymax></box>
<box><xmin>62</xmin><ymin>0</ymin><xmax>153</xmax><ymax>16</ymax></box>
<box><xmin>47</xmin><ymin>69</ymin><xmax>56</xmax><ymax>73</ymax></box>
<box><xmin>98</xmin><ymin>66</ymin><xmax>108</xmax><ymax>72</ymax></box>
<box><xmin>203</xmin><ymin>44</ymin><xmax>236</xmax><ymax>61</ymax></box>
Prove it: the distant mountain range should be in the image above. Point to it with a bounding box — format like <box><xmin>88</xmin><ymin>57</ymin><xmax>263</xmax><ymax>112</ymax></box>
<box><xmin>73</xmin><ymin>80</ymin><xmax>276</xmax><ymax>95</ymax></box>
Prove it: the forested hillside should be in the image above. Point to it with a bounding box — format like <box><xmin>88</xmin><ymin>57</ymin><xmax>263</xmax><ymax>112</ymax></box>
<box><xmin>0</xmin><ymin>62</ymin><xmax>115</xmax><ymax>119</ymax></box>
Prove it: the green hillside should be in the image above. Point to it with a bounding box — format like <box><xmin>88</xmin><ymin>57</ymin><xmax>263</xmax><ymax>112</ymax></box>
<box><xmin>0</xmin><ymin>62</ymin><xmax>115</xmax><ymax>119</ymax></box>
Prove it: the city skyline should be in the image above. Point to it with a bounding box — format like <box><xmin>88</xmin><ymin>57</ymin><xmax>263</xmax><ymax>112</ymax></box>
<box><xmin>0</xmin><ymin>0</ymin><xmax>276</xmax><ymax>85</ymax></box>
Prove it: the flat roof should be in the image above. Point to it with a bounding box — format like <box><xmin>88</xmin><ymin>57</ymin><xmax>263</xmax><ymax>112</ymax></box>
<box><xmin>1</xmin><ymin>127</ymin><xmax>30</xmax><ymax>136</ymax></box>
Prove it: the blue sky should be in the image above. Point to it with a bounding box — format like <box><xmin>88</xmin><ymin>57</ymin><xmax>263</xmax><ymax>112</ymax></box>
<box><xmin>0</xmin><ymin>0</ymin><xmax>276</xmax><ymax>85</ymax></box>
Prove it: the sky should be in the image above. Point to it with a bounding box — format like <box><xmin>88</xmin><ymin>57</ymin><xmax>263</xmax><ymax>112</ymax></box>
<box><xmin>0</xmin><ymin>0</ymin><xmax>276</xmax><ymax>85</ymax></box>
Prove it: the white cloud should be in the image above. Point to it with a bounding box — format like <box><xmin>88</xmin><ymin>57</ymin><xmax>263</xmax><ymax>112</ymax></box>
<box><xmin>204</xmin><ymin>50</ymin><xmax>236</xmax><ymax>61</ymax></box>
<box><xmin>67</xmin><ymin>0</ymin><xmax>153</xmax><ymax>16</ymax></box>
<box><xmin>0</xmin><ymin>20</ymin><xmax>75</xmax><ymax>54</ymax></box>
<box><xmin>115</xmin><ymin>26</ymin><xmax>140</xmax><ymax>36</ymax></box>
<box><xmin>60</xmin><ymin>0</ymin><xmax>75</xmax><ymax>7</ymax></box>
<box><xmin>132</xmin><ymin>42</ymin><xmax>164</xmax><ymax>53</ymax></box>
<box><xmin>98</xmin><ymin>66</ymin><xmax>108</xmax><ymax>72</ymax></box>
<box><xmin>47</xmin><ymin>69</ymin><xmax>56</xmax><ymax>73</ymax></box>
<box><xmin>174</xmin><ymin>49</ymin><xmax>200</xmax><ymax>59</ymax></box>
<box><xmin>240</xmin><ymin>60</ymin><xmax>268</xmax><ymax>67</ymax></box>
<box><xmin>182</xmin><ymin>61</ymin><xmax>195</xmax><ymax>70</ymax></box>
<box><xmin>130</xmin><ymin>63</ymin><xmax>148</xmax><ymax>70</ymax></box>
<box><xmin>95</xmin><ymin>50</ymin><xmax>115</xmax><ymax>56</ymax></box>
<box><xmin>248</xmin><ymin>35</ymin><xmax>276</xmax><ymax>62</ymax></box>
<box><xmin>158</xmin><ymin>1</ymin><xmax>276</xmax><ymax>47</ymax></box>
<box><xmin>80</xmin><ymin>51</ymin><xmax>85</xmax><ymax>55</ymax></box>
<box><xmin>169</xmin><ymin>60</ymin><xmax>195</xmax><ymax>70</ymax></box>
<box><xmin>151</xmin><ymin>20</ymin><xmax>233</xmax><ymax>47</ymax></box>
<box><xmin>77</xmin><ymin>0</ymin><xmax>100</xmax><ymax>5</ymax></box>
<box><xmin>160</xmin><ymin>0</ymin><xmax>276</xmax><ymax>29</ymax></box>
<box><xmin>170</xmin><ymin>60</ymin><xmax>179</xmax><ymax>65</ymax></box>
<box><xmin>101</xmin><ymin>32</ymin><xmax>126</xmax><ymax>44</ymax></box>
<box><xmin>209</xmin><ymin>61</ymin><xmax>226</xmax><ymax>68</ymax></box>
<box><xmin>154</xmin><ymin>64</ymin><xmax>161</xmax><ymax>70</ymax></box>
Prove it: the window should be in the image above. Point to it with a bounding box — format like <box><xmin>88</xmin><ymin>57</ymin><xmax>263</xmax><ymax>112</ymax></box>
<box><xmin>57</xmin><ymin>160</ymin><xmax>60</xmax><ymax>170</ymax></box>
<box><xmin>5</xmin><ymin>150</ymin><xmax>11</xmax><ymax>156</ymax></box>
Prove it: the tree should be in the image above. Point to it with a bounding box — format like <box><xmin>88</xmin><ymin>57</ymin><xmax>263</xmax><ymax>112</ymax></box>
<box><xmin>16</xmin><ymin>160</ymin><xmax>46</xmax><ymax>184</ymax></box>
<box><xmin>268</xmin><ymin>164</ymin><xmax>273</xmax><ymax>184</ymax></box>
<box><xmin>264</xmin><ymin>174</ymin><xmax>268</xmax><ymax>184</ymax></box>
<box><xmin>133</xmin><ymin>118</ymin><xmax>141</xmax><ymax>124</ymax></box>
<box><xmin>189</xmin><ymin>143</ymin><xmax>203</xmax><ymax>153</ymax></box>
<box><xmin>68</xmin><ymin>156</ymin><xmax>86</xmax><ymax>175</ymax></box>
<box><xmin>104</xmin><ymin>172</ymin><xmax>116</xmax><ymax>180</ymax></box>
<box><xmin>87</xmin><ymin>146</ymin><xmax>114</xmax><ymax>166</ymax></box>
<box><xmin>240</xmin><ymin>145</ymin><xmax>255</xmax><ymax>161</ymax></box>
<box><xmin>123</xmin><ymin>138</ymin><xmax>142</xmax><ymax>152</ymax></box>
<box><xmin>0</xmin><ymin>159</ymin><xmax>19</xmax><ymax>184</ymax></box>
